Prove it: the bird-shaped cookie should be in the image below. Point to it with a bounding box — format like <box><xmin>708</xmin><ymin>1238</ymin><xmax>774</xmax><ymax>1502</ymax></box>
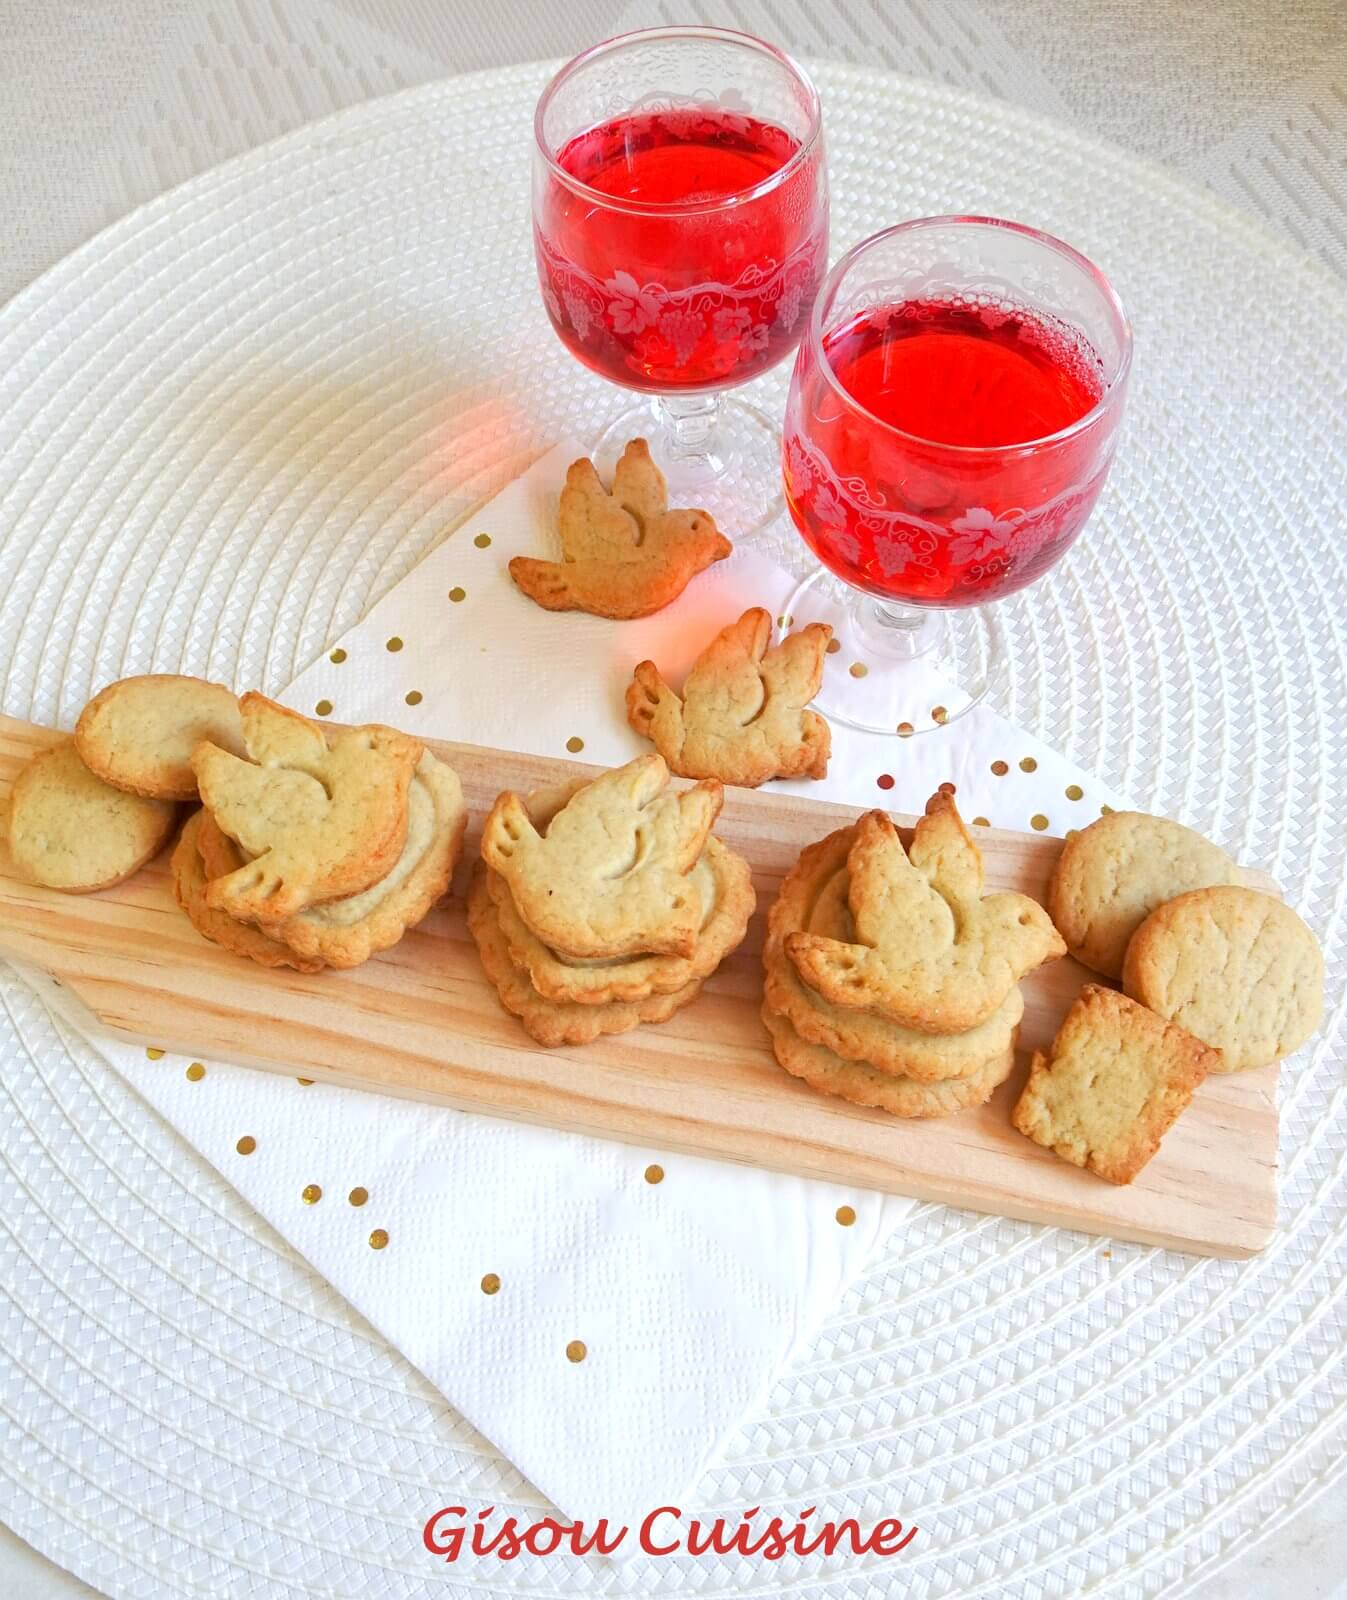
<box><xmin>626</xmin><ymin>607</ymin><xmax>832</xmax><ymax>786</ymax></box>
<box><xmin>193</xmin><ymin>693</ymin><xmax>422</xmax><ymax>925</ymax></box>
<box><xmin>786</xmin><ymin>789</ymin><xmax>1066</xmax><ymax>1032</ymax></box>
<box><xmin>508</xmin><ymin>439</ymin><xmax>732</xmax><ymax>619</ymax></box>
<box><xmin>480</xmin><ymin>753</ymin><xmax>723</xmax><ymax>960</ymax></box>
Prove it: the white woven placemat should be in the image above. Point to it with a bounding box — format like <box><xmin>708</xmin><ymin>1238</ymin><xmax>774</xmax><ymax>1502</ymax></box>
<box><xmin>0</xmin><ymin>61</ymin><xmax>1344</xmax><ymax>1599</ymax></box>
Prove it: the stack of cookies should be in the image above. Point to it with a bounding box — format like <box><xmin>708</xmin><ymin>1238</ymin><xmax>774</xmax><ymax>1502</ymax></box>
<box><xmin>177</xmin><ymin>691</ymin><xmax>467</xmax><ymax>972</ymax></box>
<box><xmin>467</xmin><ymin>754</ymin><xmax>755</xmax><ymax>1046</ymax></box>
<box><xmin>762</xmin><ymin>788</ymin><xmax>1066</xmax><ymax>1118</ymax></box>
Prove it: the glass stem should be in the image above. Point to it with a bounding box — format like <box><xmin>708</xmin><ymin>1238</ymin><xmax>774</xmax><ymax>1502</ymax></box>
<box><xmin>871</xmin><ymin>601</ymin><xmax>929</xmax><ymax>634</ymax></box>
<box><xmin>655</xmin><ymin>393</ymin><xmax>722</xmax><ymax>466</ymax></box>
<box><xmin>859</xmin><ymin>598</ymin><xmax>949</xmax><ymax>663</ymax></box>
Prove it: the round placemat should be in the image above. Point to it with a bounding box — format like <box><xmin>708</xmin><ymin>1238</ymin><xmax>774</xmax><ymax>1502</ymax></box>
<box><xmin>1</xmin><ymin>61</ymin><xmax>1344</xmax><ymax>1600</ymax></box>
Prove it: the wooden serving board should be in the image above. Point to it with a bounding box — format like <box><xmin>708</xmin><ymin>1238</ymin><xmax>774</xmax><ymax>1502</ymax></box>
<box><xmin>0</xmin><ymin>713</ymin><xmax>1279</xmax><ymax>1257</ymax></box>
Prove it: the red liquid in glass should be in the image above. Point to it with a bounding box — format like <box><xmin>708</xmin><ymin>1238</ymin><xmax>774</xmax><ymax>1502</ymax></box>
<box><xmin>784</xmin><ymin>300</ymin><xmax>1114</xmax><ymax>606</ymax></box>
<box><xmin>835</xmin><ymin>300</ymin><xmax>1101</xmax><ymax>447</ymax></box>
<box><xmin>535</xmin><ymin>108</ymin><xmax>827</xmax><ymax>391</ymax></box>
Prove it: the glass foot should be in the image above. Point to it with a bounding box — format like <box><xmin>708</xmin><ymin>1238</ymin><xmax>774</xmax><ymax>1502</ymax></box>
<box><xmin>781</xmin><ymin>568</ymin><xmax>1001</xmax><ymax>735</ymax></box>
<box><xmin>591</xmin><ymin>394</ymin><xmax>783</xmax><ymax>541</ymax></box>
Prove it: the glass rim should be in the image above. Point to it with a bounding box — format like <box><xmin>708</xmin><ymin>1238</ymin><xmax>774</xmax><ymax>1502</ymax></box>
<box><xmin>807</xmin><ymin>215</ymin><xmax>1134</xmax><ymax>457</ymax></box>
<box><xmin>533</xmin><ymin>25</ymin><xmax>824</xmax><ymax>219</ymax></box>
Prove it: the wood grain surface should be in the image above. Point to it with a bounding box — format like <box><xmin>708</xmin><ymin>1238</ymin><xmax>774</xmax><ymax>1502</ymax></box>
<box><xmin>0</xmin><ymin>712</ymin><xmax>1280</xmax><ymax>1256</ymax></box>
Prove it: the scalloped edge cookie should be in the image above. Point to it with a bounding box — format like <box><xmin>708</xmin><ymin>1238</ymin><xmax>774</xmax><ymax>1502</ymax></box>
<box><xmin>761</xmin><ymin>1003</ymin><xmax>1018</xmax><ymax>1118</ymax></box>
<box><xmin>467</xmin><ymin>861</ymin><xmax>704</xmax><ymax>1047</ymax></box>
<box><xmin>199</xmin><ymin>750</ymin><xmax>467</xmax><ymax>970</ymax></box>
<box><xmin>173</xmin><ymin>811</ymin><xmax>326</xmax><ymax>974</ymax></box>
<box><xmin>195</xmin><ymin>693</ymin><xmax>422</xmax><ymax>924</ymax></box>
<box><xmin>488</xmin><ymin>834</ymin><xmax>754</xmax><ymax>1005</ymax></box>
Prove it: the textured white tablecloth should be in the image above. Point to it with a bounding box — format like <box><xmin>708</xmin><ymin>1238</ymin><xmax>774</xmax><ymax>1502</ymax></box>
<box><xmin>3</xmin><ymin>2</ymin><xmax>1346</xmax><ymax>1596</ymax></box>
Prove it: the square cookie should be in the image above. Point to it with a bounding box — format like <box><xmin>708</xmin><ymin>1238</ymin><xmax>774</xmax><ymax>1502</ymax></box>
<box><xmin>1012</xmin><ymin>985</ymin><xmax>1219</xmax><ymax>1184</ymax></box>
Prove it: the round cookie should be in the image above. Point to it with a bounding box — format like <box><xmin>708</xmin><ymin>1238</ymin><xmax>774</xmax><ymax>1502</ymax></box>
<box><xmin>76</xmin><ymin>675</ymin><xmax>245</xmax><ymax>801</ymax></box>
<box><xmin>761</xmin><ymin>1004</ymin><xmax>1017</xmax><ymax>1118</ymax></box>
<box><xmin>173</xmin><ymin>812</ymin><xmax>325</xmax><ymax>974</ymax></box>
<box><xmin>763</xmin><ymin>825</ymin><xmax>1023</xmax><ymax>1081</ymax></box>
<box><xmin>1048</xmin><ymin>810</ymin><xmax>1241</xmax><ymax>978</ymax></box>
<box><xmin>467</xmin><ymin>862</ymin><xmax>704</xmax><ymax>1048</ymax></box>
<box><xmin>7</xmin><ymin>740</ymin><xmax>177</xmax><ymax>892</ymax></box>
<box><xmin>1122</xmin><ymin>885</ymin><xmax>1323</xmax><ymax>1072</ymax></box>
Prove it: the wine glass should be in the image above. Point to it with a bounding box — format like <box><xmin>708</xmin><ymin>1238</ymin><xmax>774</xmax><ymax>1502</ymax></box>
<box><xmin>781</xmin><ymin>216</ymin><xmax>1132</xmax><ymax>734</ymax></box>
<box><xmin>532</xmin><ymin>26</ymin><xmax>828</xmax><ymax>537</ymax></box>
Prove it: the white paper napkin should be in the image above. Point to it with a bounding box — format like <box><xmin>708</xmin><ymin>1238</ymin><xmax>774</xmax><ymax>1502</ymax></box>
<box><xmin>26</xmin><ymin>443</ymin><xmax>1123</xmax><ymax>1527</ymax></box>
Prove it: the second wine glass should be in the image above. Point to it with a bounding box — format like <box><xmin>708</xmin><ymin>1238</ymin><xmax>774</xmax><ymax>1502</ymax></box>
<box><xmin>532</xmin><ymin>26</ymin><xmax>829</xmax><ymax>536</ymax></box>
<box><xmin>781</xmin><ymin>216</ymin><xmax>1132</xmax><ymax>734</ymax></box>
